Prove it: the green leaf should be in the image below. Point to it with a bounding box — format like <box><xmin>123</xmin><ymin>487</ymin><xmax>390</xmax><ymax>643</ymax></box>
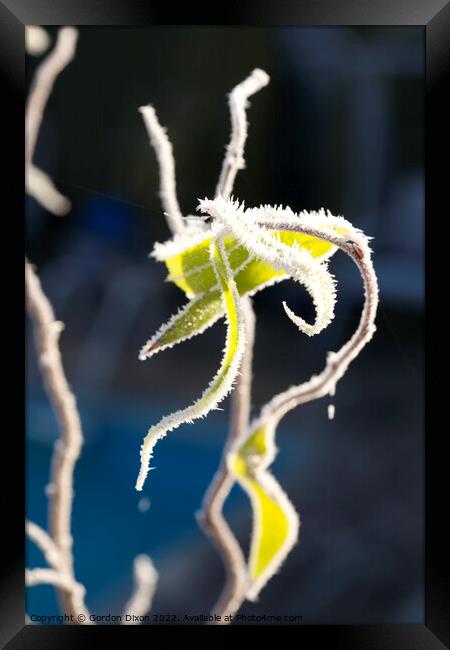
<box><xmin>141</xmin><ymin>224</ymin><xmax>342</xmax><ymax>359</ymax></box>
<box><xmin>139</xmin><ymin>291</ymin><xmax>223</xmax><ymax>360</ymax></box>
<box><xmin>228</xmin><ymin>423</ymin><xmax>300</xmax><ymax>600</ymax></box>
<box><xmin>136</xmin><ymin>238</ymin><xmax>246</xmax><ymax>491</ymax></box>
<box><xmin>164</xmin><ymin>230</ymin><xmax>336</xmax><ymax>297</ymax></box>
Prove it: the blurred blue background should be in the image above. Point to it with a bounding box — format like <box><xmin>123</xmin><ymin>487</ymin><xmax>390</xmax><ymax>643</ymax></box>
<box><xmin>26</xmin><ymin>27</ymin><xmax>424</xmax><ymax>624</ymax></box>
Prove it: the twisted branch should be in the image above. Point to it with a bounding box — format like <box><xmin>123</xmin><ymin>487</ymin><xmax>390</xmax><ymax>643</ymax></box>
<box><xmin>197</xmin><ymin>70</ymin><xmax>271</xmax><ymax>624</ymax></box>
<box><xmin>254</xmin><ymin>222</ymin><xmax>379</xmax><ymax>428</ymax></box>
<box><xmin>197</xmin><ymin>297</ymin><xmax>255</xmax><ymax>623</ymax></box>
<box><xmin>199</xmin><ymin>220</ymin><xmax>378</xmax><ymax>622</ymax></box>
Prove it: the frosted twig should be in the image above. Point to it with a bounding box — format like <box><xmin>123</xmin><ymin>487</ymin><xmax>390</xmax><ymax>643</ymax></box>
<box><xmin>25</xmin><ymin>568</ymin><xmax>81</xmax><ymax>593</ymax></box>
<box><xmin>26</xmin><ymin>164</ymin><xmax>71</xmax><ymax>216</ymax></box>
<box><xmin>25</xmin><ymin>259</ymin><xmax>88</xmax><ymax>619</ymax></box>
<box><xmin>139</xmin><ymin>105</ymin><xmax>185</xmax><ymax>235</ymax></box>
<box><xmin>216</xmin><ymin>69</ymin><xmax>270</xmax><ymax>200</ymax></box>
<box><xmin>121</xmin><ymin>555</ymin><xmax>158</xmax><ymax>624</ymax></box>
<box><xmin>254</xmin><ymin>221</ymin><xmax>379</xmax><ymax>427</ymax></box>
<box><xmin>25</xmin><ymin>33</ymin><xmax>160</xmax><ymax>624</ymax></box>
<box><xmin>25</xmin><ymin>27</ymin><xmax>77</xmax><ymax>216</ymax></box>
<box><xmin>197</xmin><ymin>297</ymin><xmax>255</xmax><ymax>624</ymax></box>
<box><xmin>26</xmin><ymin>27</ymin><xmax>78</xmax><ymax>168</ymax></box>
<box><xmin>24</xmin><ymin>25</ymin><xmax>88</xmax><ymax>623</ymax></box>
<box><xmin>25</xmin><ymin>260</ymin><xmax>82</xmax><ymax>565</ymax></box>
<box><xmin>26</xmin><ymin>520</ymin><xmax>63</xmax><ymax>571</ymax></box>
<box><xmin>25</xmin><ymin>568</ymin><xmax>91</xmax><ymax>623</ymax></box>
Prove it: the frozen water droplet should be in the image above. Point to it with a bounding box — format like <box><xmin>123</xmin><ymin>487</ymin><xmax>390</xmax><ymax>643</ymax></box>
<box><xmin>138</xmin><ymin>497</ymin><xmax>151</xmax><ymax>513</ymax></box>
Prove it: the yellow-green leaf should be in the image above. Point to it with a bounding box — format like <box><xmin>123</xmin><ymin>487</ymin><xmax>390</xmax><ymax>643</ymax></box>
<box><xmin>136</xmin><ymin>238</ymin><xmax>245</xmax><ymax>490</ymax></box>
<box><xmin>141</xmin><ymin>225</ymin><xmax>341</xmax><ymax>359</ymax></box>
<box><xmin>164</xmin><ymin>230</ymin><xmax>336</xmax><ymax>298</ymax></box>
<box><xmin>228</xmin><ymin>423</ymin><xmax>300</xmax><ymax>600</ymax></box>
<box><xmin>139</xmin><ymin>290</ymin><xmax>223</xmax><ymax>359</ymax></box>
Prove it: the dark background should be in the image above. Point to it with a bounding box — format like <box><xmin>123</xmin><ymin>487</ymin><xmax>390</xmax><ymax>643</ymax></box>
<box><xmin>26</xmin><ymin>26</ymin><xmax>424</xmax><ymax>624</ymax></box>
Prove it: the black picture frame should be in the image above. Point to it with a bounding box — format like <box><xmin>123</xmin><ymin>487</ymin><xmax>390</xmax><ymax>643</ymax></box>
<box><xmin>2</xmin><ymin>1</ymin><xmax>448</xmax><ymax>646</ymax></box>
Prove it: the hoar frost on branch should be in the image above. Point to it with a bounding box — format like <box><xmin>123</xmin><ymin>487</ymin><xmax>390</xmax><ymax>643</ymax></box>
<box><xmin>24</xmin><ymin>43</ymin><xmax>379</xmax><ymax>625</ymax></box>
<box><xmin>138</xmin><ymin>68</ymin><xmax>378</xmax><ymax>622</ymax></box>
<box><xmin>25</xmin><ymin>27</ymin><xmax>157</xmax><ymax>625</ymax></box>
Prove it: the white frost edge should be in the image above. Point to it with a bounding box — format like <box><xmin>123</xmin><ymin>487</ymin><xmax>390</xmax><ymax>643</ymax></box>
<box><xmin>135</xmin><ymin>237</ymin><xmax>246</xmax><ymax>491</ymax></box>
<box><xmin>199</xmin><ymin>197</ymin><xmax>337</xmax><ymax>337</ymax></box>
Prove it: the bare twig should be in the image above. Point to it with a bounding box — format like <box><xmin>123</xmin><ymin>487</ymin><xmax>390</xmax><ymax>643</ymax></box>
<box><xmin>25</xmin><ymin>568</ymin><xmax>91</xmax><ymax>623</ymax></box>
<box><xmin>25</xmin><ymin>259</ymin><xmax>89</xmax><ymax>620</ymax></box>
<box><xmin>121</xmin><ymin>555</ymin><xmax>158</xmax><ymax>624</ymax></box>
<box><xmin>26</xmin><ymin>520</ymin><xmax>63</xmax><ymax>571</ymax></box>
<box><xmin>197</xmin><ymin>297</ymin><xmax>255</xmax><ymax>623</ymax></box>
<box><xmin>26</xmin><ymin>164</ymin><xmax>71</xmax><ymax>216</ymax></box>
<box><xmin>25</xmin><ymin>567</ymin><xmax>82</xmax><ymax>593</ymax></box>
<box><xmin>24</xmin><ymin>25</ymin><xmax>88</xmax><ymax>622</ymax></box>
<box><xmin>26</xmin><ymin>263</ymin><xmax>158</xmax><ymax>622</ymax></box>
<box><xmin>26</xmin><ymin>30</ymin><xmax>159</xmax><ymax>624</ymax></box>
<box><xmin>26</xmin><ymin>27</ymin><xmax>78</xmax><ymax>168</ymax></box>
<box><xmin>139</xmin><ymin>105</ymin><xmax>185</xmax><ymax>235</ymax></box>
<box><xmin>216</xmin><ymin>69</ymin><xmax>270</xmax><ymax>200</ymax></box>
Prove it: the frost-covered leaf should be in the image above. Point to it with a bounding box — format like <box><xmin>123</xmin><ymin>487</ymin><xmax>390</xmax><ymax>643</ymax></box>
<box><xmin>158</xmin><ymin>230</ymin><xmax>337</xmax><ymax>298</ymax></box>
<box><xmin>136</xmin><ymin>238</ymin><xmax>245</xmax><ymax>490</ymax></box>
<box><xmin>228</xmin><ymin>421</ymin><xmax>299</xmax><ymax>600</ymax></box>
<box><xmin>162</xmin><ymin>234</ymin><xmax>250</xmax><ymax>296</ymax></box>
<box><xmin>140</xmin><ymin>222</ymin><xmax>342</xmax><ymax>359</ymax></box>
<box><xmin>199</xmin><ymin>198</ymin><xmax>352</xmax><ymax>337</ymax></box>
<box><xmin>139</xmin><ymin>291</ymin><xmax>223</xmax><ymax>360</ymax></box>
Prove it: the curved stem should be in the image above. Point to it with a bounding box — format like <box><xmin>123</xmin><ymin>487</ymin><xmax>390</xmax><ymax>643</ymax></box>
<box><xmin>255</xmin><ymin>222</ymin><xmax>379</xmax><ymax>427</ymax></box>
<box><xmin>139</xmin><ymin>105</ymin><xmax>185</xmax><ymax>235</ymax></box>
<box><xmin>216</xmin><ymin>69</ymin><xmax>269</xmax><ymax>200</ymax></box>
<box><xmin>26</xmin><ymin>27</ymin><xmax>78</xmax><ymax>168</ymax></box>
<box><xmin>197</xmin><ymin>297</ymin><xmax>255</xmax><ymax>623</ymax></box>
<box><xmin>199</xmin><ymin>221</ymin><xmax>378</xmax><ymax>624</ymax></box>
